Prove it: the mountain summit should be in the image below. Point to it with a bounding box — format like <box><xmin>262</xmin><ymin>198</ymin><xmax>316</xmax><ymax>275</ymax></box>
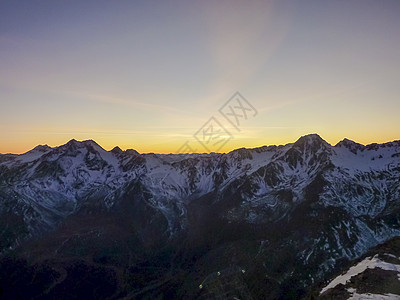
<box><xmin>0</xmin><ymin>134</ymin><xmax>399</xmax><ymax>299</ymax></box>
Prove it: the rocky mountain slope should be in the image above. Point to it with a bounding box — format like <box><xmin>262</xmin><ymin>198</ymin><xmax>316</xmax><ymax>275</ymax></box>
<box><xmin>0</xmin><ymin>134</ymin><xmax>399</xmax><ymax>299</ymax></box>
<box><xmin>318</xmin><ymin>237</ymin><xmax>400</xmax><ymax>299</ymax></box>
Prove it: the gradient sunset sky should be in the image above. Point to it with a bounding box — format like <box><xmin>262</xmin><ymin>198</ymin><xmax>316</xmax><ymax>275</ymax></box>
<box><xmin>1</xmin><ymin>0</ymin><xmax>399</xmax><ymax>154</ymax></box>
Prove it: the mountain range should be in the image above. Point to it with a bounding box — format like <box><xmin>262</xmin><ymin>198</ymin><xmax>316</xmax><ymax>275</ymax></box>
<box><xmin>0</xmin><ymin>134</ymin><xmax>400</xmax><ymax>299</ymax></box>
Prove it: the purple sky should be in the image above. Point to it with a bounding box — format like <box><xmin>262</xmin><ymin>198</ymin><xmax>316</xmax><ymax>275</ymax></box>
<box><xmin>1</xmin><ymin>0</ymin><xmax>399</xmax><ymax>153</ymax></box>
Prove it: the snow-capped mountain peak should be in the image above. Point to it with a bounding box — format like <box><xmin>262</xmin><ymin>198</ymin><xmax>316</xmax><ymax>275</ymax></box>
<box><xmin>1</xmin><ymin>134</ymin><xmax>400</xmax><ymax>298</ymax></box>
<box><xmin>335</xmin><ymin>138</ymin><xmax>365</xmax><ymax>154</ymax></box>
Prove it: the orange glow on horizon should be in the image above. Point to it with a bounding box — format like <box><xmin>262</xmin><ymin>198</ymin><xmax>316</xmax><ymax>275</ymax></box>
<box><xmin>1</xmin><ymin>2</ymin><xmax>400</xmax><ymax>155</ymax></box>
<box><xmin>1</xmin><ymin>131</ymin><xmax>399</xmax><ymax>155</ymax></box>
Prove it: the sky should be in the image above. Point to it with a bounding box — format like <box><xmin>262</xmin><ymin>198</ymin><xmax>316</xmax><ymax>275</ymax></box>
<box><xmin>1</xmin><ymin>0</ymin><xmax>399</xmax><ymax>154</ymax></box>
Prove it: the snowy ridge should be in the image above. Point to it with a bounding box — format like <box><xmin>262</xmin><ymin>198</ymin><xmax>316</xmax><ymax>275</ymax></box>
<box><xmin>321</xmin><ymin>254</ymin><xmax>400</xmax><ymax>294</ymax></box>
<box><xmin>1</xmin><ymin>134</ymin><xmax>400</xmax><ymax>251</ymax></box>
<box><xmin>2</xmin><ymin>134</ymin><xmax>400</xmax><ymax>299</ymax></box>
<box><xmin>348</xmin><ymin>291</ymin><xmax>400</xmax><ymax>299</ymax></box>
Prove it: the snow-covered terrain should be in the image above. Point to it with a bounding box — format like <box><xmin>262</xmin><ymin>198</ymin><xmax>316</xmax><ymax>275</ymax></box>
<box><xmin>1</xmin><ymin>133</ymin><xmax>400</xmax><ymax>298</ymax></box>
<box><xmin>348</xmin><ymin>291</ymin><xmax>400</xmax><ymax>299</ymax></box>
<box><xmin>321</xmin><ymin>254</ymin><xmax>400</xmax><ymax>294</ymax></box>
<box><xmin>1</xmin><ymin>134</ymin><xmax>399</xmax><ymax>241</ymax></box>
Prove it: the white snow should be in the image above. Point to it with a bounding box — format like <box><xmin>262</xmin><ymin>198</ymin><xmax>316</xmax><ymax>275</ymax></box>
<box><xmin>347</xmin><ymin>288</ymin><xmax>400</xmax><ymax>299</ymax></box>
<box><xmin>2</xmin><ymin>135</ymin><xmax>399</xmax><ymax>243</ymax></box>
<box><xmin>15</xmin><ymin>150</ymin><xmax>50</xmax><ymax>164</ymax></box>
<box><xmin>331</xmin><ymin>145</ymin><xmax>400</xmax><ymax>174</ymax></box>
<box><xmin>321</xmin><ymin>255</ymin><xmax>400</xmax><ymax>294</ymax></box>
<box><xmin>349</xmin><ymin>292</ymin><xmax>400</xmax><ymax>299</ymax></box>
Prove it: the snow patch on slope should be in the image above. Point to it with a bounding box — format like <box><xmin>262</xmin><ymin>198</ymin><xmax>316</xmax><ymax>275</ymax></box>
<box><xmin>321</xmin><ymin>254</ymin><xmax>400</xmax><ymax>294</ymax></box>
<box><xmin>347</xmin><ymin>289</ymin><xmax>400</xmax><ymax>299</ymax></box>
